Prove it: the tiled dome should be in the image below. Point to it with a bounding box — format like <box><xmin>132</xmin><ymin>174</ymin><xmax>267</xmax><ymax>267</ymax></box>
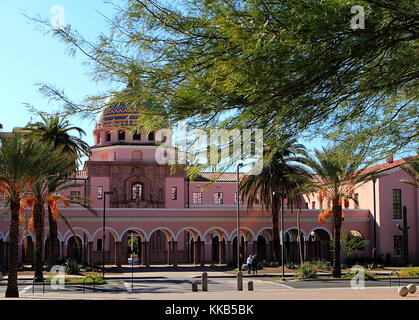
<box><xmin>100</xmin><ymin>103</ymin><xmax>142</xmax><ymax>121</ymax></box>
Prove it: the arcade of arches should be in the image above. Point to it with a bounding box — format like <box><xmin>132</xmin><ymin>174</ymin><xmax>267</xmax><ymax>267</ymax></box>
<box><xmin>0</xmin><ymin>227</ymin><xmax>347</xmax><ymax>268</ymax></box>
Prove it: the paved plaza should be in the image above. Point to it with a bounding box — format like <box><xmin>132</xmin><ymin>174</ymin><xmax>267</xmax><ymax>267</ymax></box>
<box><xmin>1</xmin><ymin>271</ymin><xmax>418</xmax><ymax>300</ymax></box>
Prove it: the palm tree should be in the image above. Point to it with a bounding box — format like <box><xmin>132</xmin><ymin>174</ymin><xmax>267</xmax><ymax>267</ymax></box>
<box><xmin>24</xmin><ymin>114</ymin><xmax>90</xmax><ymax>265</ymax></box>
<box><xmin>0</xmin><ymin>134</ymin><xmax>45</xmax><ymax>297</ymax></box>
<box><xmin>303</xmin><ymin>147</ymin><xmax>375</xmax><ymax>278</ymax></box>
<box><xmin>20</xmin><ymin>146</ymin><xmax>77</xmax><ymax>281</ymax></box>
<box><xmin>400</xmin><ymin>156</ymin><xmax>419</xmax><ymax>188</ymax></box>
<box><xmin>240</xmin><ymin>135</ymin><xmax>309</xmax><ymax>264</ymax></box>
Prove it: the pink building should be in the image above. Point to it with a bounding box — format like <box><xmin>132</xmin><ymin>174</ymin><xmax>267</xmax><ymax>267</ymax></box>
<box><xmin>0</xmin><ymin>106</ymin><xmax>417</xmax><ymax>267</ymax></box>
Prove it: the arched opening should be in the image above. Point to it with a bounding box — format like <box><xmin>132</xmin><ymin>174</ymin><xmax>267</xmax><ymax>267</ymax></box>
<box><xmin>256</xmin><ymin>235</ymin><xmax>268</xmax><ymax>261</ymax></box>
<box><xmin>177</xmin><ymin>230</ymin><xmax>201</xmax><ymax>264</ymax></box>
<box><xmin>148</xmin><ymin>131</ymin><xmax>155</xmax><ymax>141</ymax></box>
<box><xmin>93</xmin><ymin>230</ymin><xmax>118</xmax><ymax>265</ymax></box>
<box><xmin>284</xmin><ymin>229</ymin><xmax>305</xmax><ymax>265</ymax></box>
<box><xmin>308</xmin><ymin>229</ymin><xmax>331</xmax><ymax>262</ymax></box>
<box><xmin>67</xmin><ymin>236</ymin><xmax>83</xmax><ymax>263</ymax></box>
<box><xmin>121</xmin><ymin>230</ymin><xmax>146</xmax><ymax>265</ymax></box>
<box><xmin>232</xmin><ymin>235</ymin><xmax>246</xmax><ymax>265</ymax></box>
<box><xmin>22</xmin><ymin>236</ymin><xmax>34</xmax><ymax>265</ymax></box>
<box><xmin>44</xmin><ymin>236</ymin><xmax>60</xmax><ymax>263</ymax></box>
<box><xmin>210</xmin><ymin>235</ymin><xmax>226</xmax><ymax>264</ymax></box>
<box><xmin>132</xmin><ymin>182</ymin><xmax>144</xmax><ymax>200</ymax></box>
<box><xmin>149</xmin><ymin>230</ymin><xmax>170</xmax><ymax>264</ymax></box>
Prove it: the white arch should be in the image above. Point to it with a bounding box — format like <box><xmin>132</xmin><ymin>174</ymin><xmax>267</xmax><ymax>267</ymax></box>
<box><xmin>43</xmin><ymin>231</ymin><xmax>65</xmax><ymax>244</ymax></box>
<box><xmin>91</xmin><ymin>227</ymin><xmax>119</xmax><ymax>241</ymax></box>
<box><xmin>308</xmin><ymin>227</ymin><xmax>333</xmax><ymax>240</ymax></box>
<box><xmin>203</xmin><ymin>226</ymin><xmax>230</xmax><ymax>243</ymax></box>
<box><xmin>63</xmin><ymin>227</ymin><xmax>93</xmax><ymax>243</ymax></box>
<box><xmin>256</xmin><ymin>227</ymin><xmax>273</xmax><ymax>241</ymax></box>
<box><xmin>20</xmin><ymin>233</ymin><xmax>34</xmax><ymax>245</ymax></box>
<box><xmin>284</xmin><ymin>227</ymin><xmax>307</xmax><ymax>241</ymax></box>
<box><xmin>118</xmin><ymin>227</ymin><xmax>148</xmax><ymax>241</ymax></box>
<box><xmin>175</xmin><ymin>227</ymin><xmax>203</xmax><ymax>242</ymax></box>
<box><xmin>65</xmin><ymin>234</ymin><xmax>84</xmax><ymax>245</ymax></box>
<box><xmin>229</xmin><ymin>227</ymin><xmax>256</xmax><ymax>242</ymax></box>
<box><xmin>146</xmin><ymin>227</ymin><xmax>175</xmax><ymax>242</ymax></box>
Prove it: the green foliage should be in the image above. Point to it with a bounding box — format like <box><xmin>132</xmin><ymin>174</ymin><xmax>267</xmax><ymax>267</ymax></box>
<box><xmin>127</xmin><ymin>237</ymin><xmax>139</xmax><ymax>254</ymax></box>
<box><xmin>400</xmin><ymin>267</ymin><xmax>419</xmax><ymax>277</ymax></box>
<box><xmin>311</xmin><ymin>260</ymin><xmax>331</xmax><ymax>271</ymax></box>
<box><xmin>64</xmin><ymin>259</ymin><xmax>81</xmax><ymax>275</ymax></box>
<box><xmin>341</xmin><ymin>232</ymin><xmax>366</xmax><ymax>257</ymax></box>
<box><xmin>29</xmin><ymin>0</ymin><xmax>418</xmax><ymax>159</ymax></box>
<box><xmin>296</xmin><ymin>262</ymin><xmax>318</xmax><ymax>280</ymax></box>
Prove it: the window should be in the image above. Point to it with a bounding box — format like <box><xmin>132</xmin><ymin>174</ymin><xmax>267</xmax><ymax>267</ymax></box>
<box><xmin>97</xmin><ymin>239</ymin><xmax>102</xmax><ymax>252</ymax></box>
<box><xmin>133</xmin><ymin>131</ymin><xmax>141</xmax><ymax>140</ymax></box>
<box><xmin>393</xmin><ymin>189</ymin><xmax>402</xmax><ymax>219</ymax></box>
<box><xmin>97</xmin><ymin>186</ymin><xmax>103</xmax><ymax>200</ymax></box>
<box><xmin>148</xmin><ymin>131</ymin><xmax>155</xmax><ymax>141</ymax></box>
<box><xmin>70</xmin><ymin>191</ymin><xmax>81</xmax><ymax>201</ymax></box>
<box><xmin>106</xmin><ymin>132</ymin><xmax>111</xmax><ymax>142</ymax></box>
<box><xmin>171</xmin><ymin>187</ymin><xmax>177</xmax><ymax>200</ymax></box>
<box><xmin>394</xmin><ymin>235</ymin><xmax>402</xmax><ymax>255</ymax></box>
<box><xmin>132</xmin><ymin>183</ymin><xmax>143</xmax><ymax>200</ymax></box>
<box><xmin>234</xmin><ymin>192</ymin><xmax>242</xmax><ymax>204</ymax></box>
<box><xmin>193</xmin><ymin>192</ymin><xmax>202</xmax><ymax>204</ymax></box>
<box><xmin>312</xmin><ymin>201</ymin><xmax>316</xmax><ymax>209</ymax></box>
<box><xmin>354</xmin><ymin>193</ymin><xmax>359</xmax><ymax>209</ymax></box>
<box><xmin>214</xmin><ymin>192</ymin><xmax>223</xmax><ymax>204</ymax></box>
<box><xmin>118</xmin><ymin>130</ymin><xmax>126</xmax><ymax>141</ymax></box>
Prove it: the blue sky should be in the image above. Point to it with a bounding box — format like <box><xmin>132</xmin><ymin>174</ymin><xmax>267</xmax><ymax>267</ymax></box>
<box><xmin>0</xmin><ymin>0</ymin><xmax>326</xmax><ymax>155</ymax></box>
<box><xmin>0</xmin><ymin>0</ymin><xmax>123</xmax><ymax>146</ymax></box>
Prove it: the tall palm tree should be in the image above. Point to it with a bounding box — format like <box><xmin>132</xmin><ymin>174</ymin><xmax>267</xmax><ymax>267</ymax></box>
<box><xmin>400</xmin><ymin>156</ymin><xmax>419</xmax><ymax>188</ymax></box>
<box><xmin>240</xmin><ymin>135</ymin><xmax>309</xmax><ymax>264</ymax></box>
<box><xmin>0</xmin><ymin>134</ymin><xmax>44</xmax><ymax>297</ymax></box>
<box><xmin>20</xmin><ymin>147</ymin><xmax>77</xmax><ymax>281</ymax></box>
<box><xmin>303</xmin><ymin>147</ymin><xmax>375</xmax><ymax>278</ymax></box>
<box><xmin>24</xmin><ymin>114</ymin><xmax>90</xmax><ymax>265</ymax></box>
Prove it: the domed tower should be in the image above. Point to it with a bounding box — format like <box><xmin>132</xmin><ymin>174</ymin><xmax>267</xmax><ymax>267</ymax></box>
<box><xmin>86</xmin><ymin>103</ymin><xmax>181</xmax><ymax>209</ymax></box>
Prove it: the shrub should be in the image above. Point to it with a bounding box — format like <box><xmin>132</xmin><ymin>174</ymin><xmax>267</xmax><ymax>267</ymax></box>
<box><xmin>296</xmin><ymin>262</ymin><xmax>318</xmax><ymax>280</ymax></box>
<box><xmin>312</xmin><ymin>260</ymin><xmax>331</xmax><ymax>271</ymax></box>
<box><xmin>64</xmin><ymin>259</ymin><xmax>81</xmax><ymax>275</ymax></box>
<box><xmin>400</xmin><ymin>267</ymin><xmax>419</xmax><ymax>277</ymax></box>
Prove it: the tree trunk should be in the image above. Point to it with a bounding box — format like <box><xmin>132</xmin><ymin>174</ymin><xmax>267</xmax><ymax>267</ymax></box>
<box><xmin>34</xmin><ymin>203</ymin><xmax>44</xmax><ymax>282</ymax></box>
<box><xmin>297</xmin><ymin>208</ymin><xmax>304</xmax><ymax>264</ymax></box>
<box><xmin>271</xmin><ymin>200</ymin><xmax>281</xmax><ymax>264</ymax></box>
<box><xmin>48</xmin><ymin>206</ymin><xmax>59</xmax><ymax>266</ymax></box>
<box><xmin>5</xmin><ymin>201</ymin><xmax>20</xmax><ymax>297</ymax></box>
<box><xmin>332</xmin><ymin>204</ymin><xmax>342</xmax><ymax>278</ymax></box>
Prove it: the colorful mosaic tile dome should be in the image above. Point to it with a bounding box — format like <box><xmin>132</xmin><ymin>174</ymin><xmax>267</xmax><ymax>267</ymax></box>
<box><xmin>100</xmin><ymin>103</ymin><xmax>141</xmax><ymax>121</ymax></box>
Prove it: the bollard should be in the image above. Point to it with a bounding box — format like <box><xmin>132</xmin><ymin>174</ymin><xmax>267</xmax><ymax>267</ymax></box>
<box><xmin>398</xmin><ymin>286</ymin><xmax>408</xmax><ymax>297</ymax></box>
<box><xmin>202</xmin><ymin>272</ymin><xmax>208</xmax><ymax>292</ymax></box>
<box><xmin>237</xmin><ymin>271</ymin><xmax>243</xmax><ymax>291</ymax></box>
<box><xmin>192</xmin><ymin>281</ymin><xmax>198</xmax><ymax>292</ymax></box>
<box><xmin>248</xmin><ymin>281</ymin><xmax>254</xmax><ymax>291</ymax></box>
<box><xmin>407</xmin><ymin>284</ymin><xmax>417</xmax><ymax>294</ymax></box>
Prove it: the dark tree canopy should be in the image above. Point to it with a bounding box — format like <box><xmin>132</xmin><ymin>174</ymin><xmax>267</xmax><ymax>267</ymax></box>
<box><xmin>30</xmin><ymin>0</ymin><xmax>418</xmax><ymax>158</ymax></box>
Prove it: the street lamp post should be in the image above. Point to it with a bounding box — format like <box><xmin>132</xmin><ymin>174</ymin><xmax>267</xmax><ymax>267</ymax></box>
<box><xmin>236</xmin><ymin>163</ymin><xmax>243</xmax><ymax>271</ymax></box>
<box><xmin>102</xmin><ymin>191</ymin><xmax>114</xmax><ymax>278</ymax></box>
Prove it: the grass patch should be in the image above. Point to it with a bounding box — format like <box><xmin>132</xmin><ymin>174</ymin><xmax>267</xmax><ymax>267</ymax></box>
<box><xmin>45</xmin><ymin>274</ymin><xmax>106</xmax><ymax>285</ymax></box>
<box><xmin>400</xmin><ymin>267</ymin><xmax>419</xmax><ymax>277</ymax></box>
<box><xmin>341</xmin><ymin>271</ymin><xmax>377</xmax><ymax>281</ymax></box>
